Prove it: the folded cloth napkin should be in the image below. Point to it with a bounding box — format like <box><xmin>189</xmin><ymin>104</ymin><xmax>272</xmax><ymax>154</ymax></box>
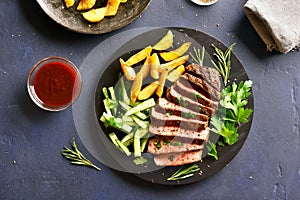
<box><xmin>244</xmin><ymin>0</ymin><xmax>300</xmax><ymax>53</ymax></box>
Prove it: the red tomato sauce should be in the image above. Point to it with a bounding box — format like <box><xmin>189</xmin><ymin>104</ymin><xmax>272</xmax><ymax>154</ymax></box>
<box><xmin>33</xmin><ymin>61</ymin><xmax>77</xmax><ymax>107</ymax></box>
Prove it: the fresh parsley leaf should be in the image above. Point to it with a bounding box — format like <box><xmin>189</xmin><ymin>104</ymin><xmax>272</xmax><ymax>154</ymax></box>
<box><xmin>207</xmin><ymin>141</ymin><xmax>218</xmax><ymax>160</ymax></box>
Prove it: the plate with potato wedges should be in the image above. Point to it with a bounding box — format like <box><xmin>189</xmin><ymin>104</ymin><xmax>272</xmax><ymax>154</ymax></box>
<box><xmin>36</xmin><ymin>0</ymin><xmax>151</xmax><ymax>34</ymax></box>
<box><xmin>91</xmin><ymin>27</ymin><xmax>254</xmax><ymax>185</ymax></box>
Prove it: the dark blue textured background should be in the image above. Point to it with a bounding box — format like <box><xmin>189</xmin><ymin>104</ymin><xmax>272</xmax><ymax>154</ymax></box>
<box><xmin>1</xmin><ymin>0</ymin><xmax>299</xmax><ymax>199</ymax></box>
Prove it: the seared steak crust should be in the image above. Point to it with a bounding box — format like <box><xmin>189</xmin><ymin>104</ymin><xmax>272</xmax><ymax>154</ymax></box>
<box><xmin>185</xmin><ymin>63</ymin><xmax>222</xmax><ymax>92</ymax></box>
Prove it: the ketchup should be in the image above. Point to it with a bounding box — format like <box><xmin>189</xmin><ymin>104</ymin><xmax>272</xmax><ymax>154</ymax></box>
<box><xmin>33</xmin><ymin>61</ymin><xmax>78</xmax><ymax>107</ymax></box>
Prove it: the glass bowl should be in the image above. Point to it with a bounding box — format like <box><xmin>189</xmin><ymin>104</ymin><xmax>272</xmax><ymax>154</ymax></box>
<box><xmin>27</xmin><ymin>56</ymin><xmax>82</xmax><ymax>111</ymax></box>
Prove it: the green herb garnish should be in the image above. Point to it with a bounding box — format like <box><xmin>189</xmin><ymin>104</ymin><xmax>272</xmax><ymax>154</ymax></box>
<box><xmin>190</xmin><ymin>46</ymin><xmax>205</xmax><ymax>66</ymax></box>
<box><xmin>211</xmin><ymin>43</ymin><xmax>236</xmax><ymax>86</ymax></box>
<box><xmin>166</xmin><ymin>111</ymin><xmax>173</xmax><ymax>117</ymax></box>
<box><xmin>62</xmin><ymin>138</ymin><xmax>101</xmax><ymax>171</ymax></box>
<box><xmin>211</xmin><ymin>80</ymin><xmax>253</xmax><ymax>146</ymax></box>
<box><xmin>169</xmin><ymin>141</ymin><xmax>183</xmax><ymax>147</ymax></box>
<box><xmin>207</xmin><ymin>141</ymin><xmax>218</xmax><ymax>160</ymax></box>
<box><xmin>183</xmin><ymin>112</ymin><xmax>195</xmax><ymax>118</ymax></box>
<box><xmin>168</xmin><ymin>155</ymin><xmax>174</xmax><ymax>162</ymax></box>
<box><xmin>167</xmin><ymin>164</ymin><xmax>200</xmax><ymax>181</ymax></box>
<box><xmin>156</xmin><ymin>140</ymin><xmax>162</xmax><ymax>149</ymax></box>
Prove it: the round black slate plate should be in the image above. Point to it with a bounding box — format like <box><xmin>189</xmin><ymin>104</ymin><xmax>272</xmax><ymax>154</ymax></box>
<box><xmin>95</xmin><ymin>28</ymin><xmax>253</xmax><ymax>185</ymax></box>
<box><xmin>73</xmin><ymin>27</ymin><xmax>254</xmax><ymax>185</ymax></box>
<box><xmin>36</xmin><ymin>0</ymin><xmax>151</xmax><ymax>34</ymax></box>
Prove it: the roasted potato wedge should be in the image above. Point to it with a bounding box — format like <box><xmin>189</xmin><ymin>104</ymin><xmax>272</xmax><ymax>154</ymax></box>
<box><xmin>159</xmin><ymin>55</ymin><xmax>189</xmax><ymax>72</ymax></box>
<box><xmin>64</xmin><ymin>0</ymin><xmax>75</xmax><ymax>9</ymax></box>
<box><xmin>153</xmin><ymin>30</ymin><xmax>174</xmax><ymax>51</ymax></box>
<box><xmin>130</xmin><ymin>72</ymin><xmax>143</xmax><ymax>103</ymax></box>
<box><xmin>140</xmin><ymin>56</ymin><xmax>151</xmax><ymax>79</ymax></box>
<box><xmin>156</xmin><ymin>69</ymin><xmax>168</xmax><ymax>97</ymax></box>
<box><xmin>82</xmin><ymin>7</ymin><xmax>106</xmax><ymax>23</ymax></box>
<box><xmin>77</xmin><ymin>0</ymin><xmax>97</xmax><ymax>11</ymax></box>
<box><xmin>125</xmin><ymin>46</ymin><xmax>152</xmax><ymax>66</ymax></box>
<box><xmin>105</xmin><ymin>0</ymin><xmax>121</xmax><ymax>16</ymax></box>
<box><xmin>138</xmin><ymin>81</ymin><xmax>159</xmax><ymax>100</ymax></box>
<box><xmin>160</xmin><ymin>42</ymin><xmax>191</xmax><ymax>61</ymax></box>
<box><xmin>167</xmin><ymin>65</ymin><xmax>185</xmax><ymax>82</ymax></box>
<box><xmin>120</xmin><ymin>58</ymin><xmax>136</xmax><ymax>80</ymax></box>
<box><xmin>149</xmin><ymin>53</ymin><xmax>160</xmax><ymax>79</ymax></box>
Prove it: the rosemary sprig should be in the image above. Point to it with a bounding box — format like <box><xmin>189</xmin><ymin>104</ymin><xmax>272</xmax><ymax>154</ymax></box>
<box><xmin>211</xmin><ymin>43</ymin><xmax>236</xmax><ymax>86</ymax></box>
<box><xmin>62</xmin><ymin>138</ymin><xmax>101</xmax><ymax>171</ymax></box>
<box><xmin>167</xmin><ymin>164</ymin><xmax>200</xmax><ymax>181</ymax></box>
<box><xmin>189</xmin><ymin>46</ymin><xmax>206</xmax><ymax>66</ymax></box>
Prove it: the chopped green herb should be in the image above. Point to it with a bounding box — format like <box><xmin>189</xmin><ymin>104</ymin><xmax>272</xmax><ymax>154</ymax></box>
<box><xmin>168</xmin><ymin>155</ymin><xmax>174</xmax><ymax>162</ymax></box>
<box><xmin>195</xmin><ymin>93</ymin><xmax>203</xmax><ymax>99</ymax></box>
<box><xmin>163</xmin><ymin>138</ymin><xmax>170</xmax><ymax>145</ymax></box>
<box><xmin>156</xmin><ymin>140</ymin><xmax>162</xmax><ymax>149</ymax></box>
<box><xmin>170</xmin><ymin>141</ymin><xmax>183</xmax><ymax>147</ymax></box>
<box><xmin>183</xmin><ymin>112</ymin><xmax>195</xmax><ymax>118</ymax></box>
<box><xmin>167</xmin><ymin>164</ymin><xmax>200</xmax><ymax>181</ymax></box>
<box><xmin>166</xmin><ymin>111</ymin><xmax>173</xmax><ymax>116</ymax></box>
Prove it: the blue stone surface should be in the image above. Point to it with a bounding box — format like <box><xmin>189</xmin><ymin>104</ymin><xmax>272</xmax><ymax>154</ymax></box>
<box><xmin>0</xmin><ymin>0</ymin><xmax>299</xmax><ymax>199</ymax></box>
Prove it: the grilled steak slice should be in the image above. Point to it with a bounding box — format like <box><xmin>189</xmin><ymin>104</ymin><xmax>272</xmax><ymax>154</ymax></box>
<box><xmin>166</xmin><ymin>87</ymin><xmax>215</xmax><ymax>117</ymax></box>
<box><xmin>149</xmin><ymin>125</ymin><xmax>210</xmax><ymax>140</ymax></box>
<box><xmin>147</xmin><ymin>136</ymin><xmax>205</xmax><ymax>154</ymax></box>
<box><xmin>174</xmin><ymin>77</ymin><xmax>219</xmax><ymax>109</ymax></box>
<box><xmin>150</xmin><ymin>108</ymin><xmax>208</xmax><ymax>131</ymax></box>
<box><xmin>153</xmin><ymin>150</ymin><xmax>203</xmax><ymax>166</ymax></box>
<box><xmin>185</xmin><ymin>63</ymin><xmax>222</xmax><ymax>92</ymax></box>
<box><xmin>183</xmin><ymin>73</ymin><xmax>221</xmax><ymax>100</ymax></box>
<box><xmin>155</xmin><ymin>98</ymin><xmax>209</xmax><ymax>122</ymax></box>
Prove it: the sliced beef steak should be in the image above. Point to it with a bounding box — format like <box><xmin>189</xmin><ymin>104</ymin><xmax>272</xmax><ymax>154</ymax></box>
<box><xmin>153</xmin><ymin>150</ymin><xmax>203</xmax><ymax>166</ymax></box>
<box><xmin>166</xmin><ymin>87</ymin><xmax>215</xmax><ymax>117</ymax></box>
<box><xmin>150</xmin><ymin>108</ymin><xmax>208</xmax><ymax>131</ymax></box>
<box><xmin>185</xmin><ymin>63</ymin><xmax>222</xmax><ymax>92</ymax></box>
<box><xmin>155</xmin><ymin>98</ymin><xmax>209</xmax><ymax>122</ymax></box>
<box><xmin>183</xmin><ymin>73</ymin><xmax>221</xmax><ymax>101</ymax></box>
<box><xmin>147</xmin><ymin>136</ymin><xmax>205</xmax><ymax>154</ymax></box>
<box><xmin>174</xmin><ymin>77</ymin><xmax>219</xmax><ymax>109</ymax></box>
<box><xmin>149</xmin><ymin>125</ymin><xmax>210</xmax><ymax>140</ymax></box>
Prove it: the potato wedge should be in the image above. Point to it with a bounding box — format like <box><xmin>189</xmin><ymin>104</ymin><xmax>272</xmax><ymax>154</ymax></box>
<box><xmin>130</xmin><ymin>72</ymin><xmax>143</xmax><ymax>103</ymax></box>
<box><xmin>105</xmin><ymin>0</ymin><xmax>121</xmax><ymax>16</ymax></box>
<box><xmin>140</xmin><ymin>56</ymin><xmax>151</xmax><ymax>79</ymax></box>
<box><xmin>159</xmin><ymin>55</ymin><xmax>189</xmax><ymax>72</ymax></box>
<box><xmin>82</xmin><ymin>7</ymin><xmax>106</xmax><ymax>23</ymax></box>
<box><xmin>156</xmin><ymin>69</ymin><xmax>168</xmax><ymax>97</ymax></box>
<box><xmin>160</xmin><ymin>42</ymin><xmax>191</xmax><ymax>61</ymax></box>
<box><xmin>138</xmin><ymin>81</ymin><xmax>159</xmax><ymax>100</ymax></box>
<box><xmin>64</xmin><ymin>0</ymin><xmax>75</xmax><ymax>9</ymax></box>
<box><xmin>120</xmin><ymin>0</ymin><xmax>127</xmax><ymax>2</ymax></box>
<box><xmin>77</xmin><ymin>0</ymin><xmax>97</xmax><ymax>11</ymax></box>
<box><xmin>125</xmin><ymin>46</ymin><xmax>152</xmax><ymax>66</ymax></box>
<box><xmin>153</xmin><ymin>30</ymin><xmax>173</xmax><ymax>51</ymax></box>
<box><xmin>167</xmin><ymin>65</ymin><xmax>185</xmax><ymax>82</ymax></box>
<box><xmin>120</xmin><ymin>58</ymin><xmax>136</xmax><ymax>80</ymax></box>
<box><xmin>149</xmin><ymin>53</ymin><xmax>160</xmax><ymax>79</ymax></box>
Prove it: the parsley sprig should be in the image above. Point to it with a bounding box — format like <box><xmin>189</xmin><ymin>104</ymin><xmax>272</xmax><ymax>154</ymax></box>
<box><xmin>211</xmin><ymin>80</ymin><xmax>253</xmax><ymax>145</ymax></box>
<box><xmin>167</xmin><ymin>164</ymin><xmax>200</xmax><ymax>181</ymax></box>
<box><xmin>62</xmin><ymin>138</ymin><xmax>101</xmax><ymax>171</ymax></box>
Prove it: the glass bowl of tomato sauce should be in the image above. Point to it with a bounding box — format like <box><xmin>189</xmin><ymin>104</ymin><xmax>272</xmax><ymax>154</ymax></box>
<box><xmin>27</xmin><ymin>56</ymin><xmax>82</xmax><ymax>111</ymax></box>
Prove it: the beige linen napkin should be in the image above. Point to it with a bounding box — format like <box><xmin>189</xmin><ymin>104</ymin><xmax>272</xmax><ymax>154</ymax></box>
<box><xmin>244</xmin><ymin>0</ymin><xmax>300</xmax><ymax>53</ymax></box>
